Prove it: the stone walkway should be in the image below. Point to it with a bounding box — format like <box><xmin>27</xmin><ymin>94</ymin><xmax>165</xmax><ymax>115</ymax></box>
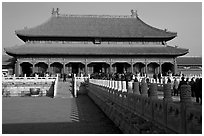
<box><xmin>2</xmin><ymin>95</ymin><xmax>122</xmax><ymax>134</ymax></box>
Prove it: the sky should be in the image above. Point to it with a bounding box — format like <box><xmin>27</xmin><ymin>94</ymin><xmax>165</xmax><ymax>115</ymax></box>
<box><xmin>2</xmin><ymin>2</ymin><xmax>202</xmax><ymax>56</ymax></box>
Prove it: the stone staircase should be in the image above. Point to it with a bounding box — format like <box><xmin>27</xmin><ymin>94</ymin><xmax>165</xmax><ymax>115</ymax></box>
<box><xmin>55</xmin><ymin>79</ymin><xmax>73</xmax><ymax>98</ymax></box>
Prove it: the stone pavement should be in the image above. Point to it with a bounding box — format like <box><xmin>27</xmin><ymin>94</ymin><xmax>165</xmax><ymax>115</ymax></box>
<box><xmin>2</xmin><ymin>95</ymin><xmax>122</xmax><ymax>134</ymax></box>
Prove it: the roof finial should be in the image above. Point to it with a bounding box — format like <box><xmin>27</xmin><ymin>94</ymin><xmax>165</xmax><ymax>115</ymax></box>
<box><xmin>131</xmin><ymin>9</ymin><xmax>138</xmax><ymax>18</ymax></box>
<box><xmin>52</xmin><ymin>8</ymin><xmax>59</xmax><ymax>17</ymax></box>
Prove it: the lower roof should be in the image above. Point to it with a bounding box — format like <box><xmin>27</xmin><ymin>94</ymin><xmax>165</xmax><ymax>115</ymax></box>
<box><xmin>2</xmin><ymin>55</ymin><xmax>15</xmax><ymax>66</ymax></box>
<box><xmin>177</xmin><ymin>57</ymin><xmax>202</xmax><ymax>65</ymax></box>
<box><xmin>5</xmin><ymin>43</ymin><xmax>188</xmax><ymax>57</ymax></box>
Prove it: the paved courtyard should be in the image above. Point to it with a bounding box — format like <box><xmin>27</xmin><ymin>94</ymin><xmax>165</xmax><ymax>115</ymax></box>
<box><xmin>2</xmin><ymin>95</ymin><xmax>122</xmax><ymax>134</ymax></box>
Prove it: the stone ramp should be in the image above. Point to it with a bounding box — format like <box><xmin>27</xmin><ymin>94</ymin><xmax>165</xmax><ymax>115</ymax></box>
<box><xmin>55</xmin><ymin>80</ymin><xmax>73</xmax><ymax>98</ymax></box>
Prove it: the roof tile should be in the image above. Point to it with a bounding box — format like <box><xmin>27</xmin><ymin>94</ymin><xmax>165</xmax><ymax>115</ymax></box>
<box><xmin>5</xmin><ymin>43</ymin><xmax>188</xmax><ymax>56</ymax></box>
<box><xmin>16</xmin><ymin>15</ymin><xmax>176</xmax><ymax>39</ymax></box>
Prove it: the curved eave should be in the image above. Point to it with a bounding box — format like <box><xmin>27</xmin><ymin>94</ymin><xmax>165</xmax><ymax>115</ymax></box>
<box><xmin>16</xmin><ymin>34</ymin><xmax>176</xmax><ymax>43</ymax></box>
<box><xmin>4</xmin><ymin>46</ymin><xmax>188</xmax><ymax>57</ymax></box>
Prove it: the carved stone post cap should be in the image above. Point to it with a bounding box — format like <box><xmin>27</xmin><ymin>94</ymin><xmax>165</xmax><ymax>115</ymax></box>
<box><xmin>141</xmin><ymin>82</ymin><xmax>148</xmax><ymax>96</ymax></box>
<box><xmin>163</xmin><ymin>83</ymin><xmax>172</xmax><ymax>101</ymax></box>
<box><xmin>149</xmin><ymin>83</ymin><xmax>158</xmax><ymax>99</ymax></box>
<box><xmin>133</xmin><ymin>82</ymin><xmax>140</xmax><ymax>95</ymax></box>
<box><xmin>180</xmin><ymin>85</ymin><xmax>192</xmax><ymax>103</ymax></box>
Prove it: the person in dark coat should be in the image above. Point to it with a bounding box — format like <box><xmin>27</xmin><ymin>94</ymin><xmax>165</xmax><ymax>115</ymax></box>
<box><xmin>189</xmin><ymin>77</ymin><xmax>196</xmax><ymax>97</ymax></box>
<box><xmin>63</xmin><ymin>73</ymin><xmax>67</xmax><ymax>82</ymax></box>
<box><xmin>158</xmin><ymin>73</ymin><xmax>162</xmax><ymax>83</ymax></box>
<box><xmin>195</xmin><ymin>78</ymin><xmax>202</xmax><ymax>103</ymax></box>
<box><xmin>153</xmin><ymin>73</ymin><xmax>157</xmax><ymax>82</ymax></box>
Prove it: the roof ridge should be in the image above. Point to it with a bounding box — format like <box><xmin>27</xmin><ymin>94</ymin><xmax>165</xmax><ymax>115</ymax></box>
<box><xmin>57</xmin><ymin>14</ymin><xmax>133</xmax><ymax>19</ymax></box>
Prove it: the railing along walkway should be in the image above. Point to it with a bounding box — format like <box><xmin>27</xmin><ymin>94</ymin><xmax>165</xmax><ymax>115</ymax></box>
<box><xmin>88</xmin><ymin>79</ymin><xmax>202</xmax><ymax>134</ymax></box>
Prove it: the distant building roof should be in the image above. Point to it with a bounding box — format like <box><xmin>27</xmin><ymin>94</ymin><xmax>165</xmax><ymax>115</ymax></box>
<box><xmin>2</xmin><ymin>55</ymin><xmax>15</xmax><ymax>66</ymax></box>
<box><xmin>15</xmin><ymin>12</ymin><xmax>177</xmax><ymax>42</ymax></box>
<box><xmin>177</xmin><ymin>57</ymin><xmax>202</xmax><ymax>65</ymax></box>
<box><xmin>5</xmin><ymin>43</ymin><xmax>188</xmax><ymax>56</ymax></box>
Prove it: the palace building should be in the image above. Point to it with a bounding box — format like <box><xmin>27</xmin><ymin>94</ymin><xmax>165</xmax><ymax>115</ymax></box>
<box><xmin>177</xmin><ymin>57</ymin><xmax>202</xmax><ymax>75</ymax></box>
<box><xmin>4</xmin><ymin>8</ymin><xmax>188</xmax><ymax>77</ymax></box>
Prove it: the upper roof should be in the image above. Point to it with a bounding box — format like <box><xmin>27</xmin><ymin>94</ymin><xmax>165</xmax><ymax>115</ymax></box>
<box><xmin>15</xmin><ymin>9</ymin><xmax>177</xmax><ymax>42</ymax></box>
<box><xmin>4</xmin><ymin>43</ymin><xmax>188</xmax><ymax>57</ymax></box>
<box><xmin>177</xmin><ymin>57</ymin><xmax>202</xmax><ymax>65</ymax></box>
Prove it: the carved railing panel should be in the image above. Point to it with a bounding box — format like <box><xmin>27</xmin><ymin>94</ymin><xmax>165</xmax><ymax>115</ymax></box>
<box><xmin>186</xmin><ymin>107</ymin><xmax>202</xmax><ymax>134</ymax></box>
<box><xmin>166</xmin><ymin>103</ymin><xmax>182</xmax><ymax>133</ymax></box>
<box><xmin>153</xmin><ymin>99</ymin><xmax>165</xmax><ymax>126</ymax></box>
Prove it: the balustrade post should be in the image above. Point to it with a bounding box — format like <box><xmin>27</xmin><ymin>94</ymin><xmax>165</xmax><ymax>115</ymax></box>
<box><xmin>122</xmin><ymin>81</ymin><xmax>127</xmax><ymax>92</ymax></box>
<box><xmin>180</xmin><ymin>85</ymin><xmax>192</xmax><ymax>103</ymax></box>
<box><xmin>107</xmin><ymin>80</ymin><xmax>109</xmax><ymax>88</ymax></box>
<box><xmin>117</xmin><ymin>81</ymin><xmax>122</xmax><ymax>91</ymax></box>
<box><xmin>163</xmin><ymin>83</ymin><xmax>173</xmax><ymax>102</ymax></box>
<box><xmin>114</xmin><ymin>81</ymin><xmax>118</xmax><ymax>91</ymax></box>
<box><xmin>180</xmin><ymin>85</ymin><xmax>192</xmax><ymax>133</ymax></box>
<box><xmin>149</xmin><ymin>83</ymin><xmax>158</xmax><ymax>99</ymax></box>
<box><xmin>127</xmin><ymin>81</ymin><xmax>133</xmax><ymax>93</ymax></box>
<box><xmin>111</xmin><ymin>80</ymin><xmax>114</xmax><ymax>90</ymax></box>
<box><xmin>133</xmin><ymin>82</ymin><xmax>140</xmax><ymax>94</ymax></box>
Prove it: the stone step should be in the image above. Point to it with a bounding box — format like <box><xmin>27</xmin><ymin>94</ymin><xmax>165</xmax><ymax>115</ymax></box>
<box><xmin>55</xmin><ymin>81</ymin><xmax>73</xmax><ymax>98</ymax></box>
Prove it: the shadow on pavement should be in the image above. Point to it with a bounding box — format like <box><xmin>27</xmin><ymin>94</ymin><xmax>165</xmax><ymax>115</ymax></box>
<box><xmin>3</xmin><ymin>95</ymin><xmax>122</xmax><ymax>134</ymax></box>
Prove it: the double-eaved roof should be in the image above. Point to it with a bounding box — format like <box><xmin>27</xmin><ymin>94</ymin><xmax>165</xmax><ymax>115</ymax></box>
<box><xmin>5</xmin><ymin>10</ymin><xmax>188</xmax><ymax>57</ymax></box>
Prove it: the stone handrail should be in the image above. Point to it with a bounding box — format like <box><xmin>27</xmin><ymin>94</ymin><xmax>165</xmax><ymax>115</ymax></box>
<box><xmin>88</xmin><ymin>79</ymin><xmax>202</xmax><ymax>134</ymax></box>
<box><xmin>74</xmin><ymin>76</ymin><xmax>89</xmax><ymax>97</ymax></box>
<box><xmin>53</xmin><ymin>75</ymin><xmax>59</xmax><ymax>97</ymax></box>
<box><xmin>2</xmin><ymin>76</ymin><xmax>58</xmax><ymax>97</ymax></box>
<box><xmin>2</xmin><ymin>76</ymin><xmax>57</xmax><ymax>83</ymax></box>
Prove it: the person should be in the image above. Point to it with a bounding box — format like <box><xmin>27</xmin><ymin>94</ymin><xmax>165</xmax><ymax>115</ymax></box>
<box><xmin>189</xmin><ymin>77</ymin><xmax>196</xmax><ymax>97</ymax></box>
<box><xmin>173</xmin><ymin>78</ymin><xmax>179</xmax><ymax>96</ymax></box>
<box><xmin>186</xmin><ymin>77</ymin><xmax>190</xmax><ymax>84</ymax></box>
<box><xmin>63</xmin><ymin>73</ymin><xmax>67</xmax><ymax>82</ymax></box>
<box><xmin>198</xmin><ymin>78</ymin><xmax>202</xmax><ymax>104</ymax></box>
<box><xmin>158</xmin><ymin>73</ymin><xmax>162</xmax><ymax>83</ymax></box>
<box><xmin>178</xmin><ymin>76</ymin><xmax>187</xmax><ymax>95</ymax></box>
<box><xmin>195</xmin><ymin>78</ymin><xmax>202</xmax><ymax>103</ymax></box>
<box><xmin>167</xmin><ymin>77</ymin><xmax>171</xmax><ymax>83</ymax></box>
<box><xmin>153</xmin><ymin>73</ymin><xmax>157</xmax><ymax>82</ymax></box>
<box><xmin>167</xmin><ymin>77</ymin><xmax>173</xmax><ymax>95</ymax></box>
<box><xmin>134</xmin><ymin>77</ymin><xmax>138</xmax><ymax>82</ymax></box>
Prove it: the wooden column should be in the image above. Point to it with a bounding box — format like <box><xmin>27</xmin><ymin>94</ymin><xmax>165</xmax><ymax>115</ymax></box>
<box><xmin>48</xmin><ymin>60</ymin><xmax>51</xmax><ymax>74</ymax></box>
<box><xmin>109</xmin><ymin>59</ymin><xmax>113</xmax><ymax>73</ymax></box>
<box><xmin>110</xmin><ymin>64</ymin><xmax>112</xmax><ymax>73</ymax></box>
<box><xmin>32</xmin><ymin>62</ymin><xmax>35</xmax><ymax>74</ymax></box>
<box><xmin>131</xmin><ymin>59</ymin><xmax>134</xmax><ymax>73</ymax></box>
<box><xmin>78</xmin><ymin>65</ymin><xmax>80</xmax><ymax>76</ymax></box>
<box><xmin>145</xmin><ymin>60</ymin><xmax>148</xmax><ymax>76</ymax></box>
<box><xmin>174</xmin><ymin>58</ymin><xmax>178</xmax><ymax>75</ymax></box>
<box><xmin>159</xmin><ymin>61</ymin><xmax>162</xmax><ymax>74</ymax></box>
<box><xmin>63</xmin><ymin>62</ymin><xmax>66</xmax><ymax>74</ymax></box>
<box><xmin>85</xmin><ymin>59</ymin><xmax>88</xmax><ymax>75</ymax></box>
<box><xmin>15</xmin><ymin>60</ymin><xmax>20</xmax><ymax>76</ymax></box>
